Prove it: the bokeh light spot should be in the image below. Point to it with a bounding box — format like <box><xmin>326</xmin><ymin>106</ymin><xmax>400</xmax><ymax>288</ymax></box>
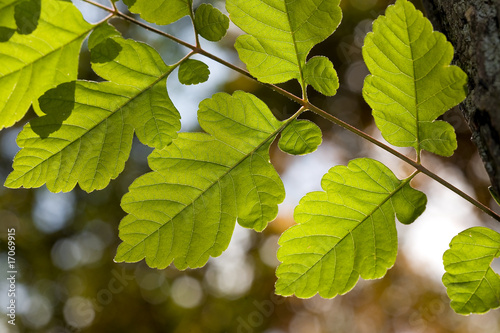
<box><xmin>63</xmin><ymin>296</ymin><xmax>95</xmax><ymax>329</ymax></box>
<box><xmin>171</xmin><ymin>276</ymin><xmax>203</xmax><ymax>309</ymax></box>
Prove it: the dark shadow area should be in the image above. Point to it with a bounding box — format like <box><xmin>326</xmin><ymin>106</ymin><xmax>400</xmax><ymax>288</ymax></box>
<box><xmin>31</xmin><ymin>81</ymin><xmax>76</xmax><ymax>138</ymax></box>
<box><xmin>0</xmin><ymin>27</ymin><xmax>15</xmax><ymax>42</ymax></box>
<box><xmin>123</xmin><ymin>0</ymin><xmax>137</xmax><ymax>7</ymax></box>
<box><xmin>90</xmin><ymin>37</ymin><xmax>123</xmax><ymax>63</ymax></box>
<box><xmin>0</xmin><ymin>0</ymin><xmax>41</xmax><ymax>42</ymax></box>
<box><xmin>15</xmin><ymin>0</ymin><xmax>41</xmax><ymax>35</ymax></box>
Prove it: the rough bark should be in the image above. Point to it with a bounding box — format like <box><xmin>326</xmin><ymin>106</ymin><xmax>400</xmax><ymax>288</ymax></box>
<box><xmin>421</xmin><ymin>0</ymin><xmax>500</xmax><ymax>197</ymax></box>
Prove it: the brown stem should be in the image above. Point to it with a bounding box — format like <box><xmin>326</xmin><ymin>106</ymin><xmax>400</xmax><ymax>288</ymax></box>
<box><xmin>79</xmin><ymin>1</ymin><xmax>500</xmax><ymax>223</ymax></box>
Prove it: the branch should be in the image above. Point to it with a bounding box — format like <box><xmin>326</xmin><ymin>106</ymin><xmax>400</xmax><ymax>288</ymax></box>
<box><xmin>79</xmin><ymin>1</ymin><xmax>500</xmax><ymax>223</ymax></box>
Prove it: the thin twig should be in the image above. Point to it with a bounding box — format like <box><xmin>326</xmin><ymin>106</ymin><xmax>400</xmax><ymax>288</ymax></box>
<box><xmin>81</xmin><ymin>0</ymin><xmax>114</xmax><ymax>13</ymax></box>
<box><xmin>111</xmin><ymin>9</ymin><xmax>306</xmax><ymax>105</ymax></box>
<box><xmin>307</xmin><ymin>104</ymin><xmax>500</xmax><ymax>222</ymax></box>
<box><xmin>79</xmin><ymin>1</ymin><xmax>500</xmax><ymax>223</ymax></box>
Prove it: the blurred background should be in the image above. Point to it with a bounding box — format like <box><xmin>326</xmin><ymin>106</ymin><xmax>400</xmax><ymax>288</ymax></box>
<box><xmin>1</xmin><ymin>0</ymin><xmax>500</xmax><ymax>332</ymax></box>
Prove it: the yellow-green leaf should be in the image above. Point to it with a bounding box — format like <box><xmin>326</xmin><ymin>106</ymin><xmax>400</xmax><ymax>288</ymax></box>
<box><xmin>0</xmin><ymin>0</ymin><xmax>93</xmax><ymax>130</ymax></box>
<box><xmin>443</xmin><ymin>227</ymin><xmax>500</xmax><ymax>315</ymax></box>
<box><xmin>276</xmin><ymin>158</ymin><xmax>426</xmax><ymax>298</ymax></box>
<box><xmin>115</xmin><ymin>91</ymin><xmax>289</xmax><ymax>269</ymax></box>
<box><xmin>362</xmin><ymin>0</ymin><xmax>467</xmax><ymax>157</ymax></box>
<box><xmin>226</xmin><ymin>0</ymin><xmax>341</xmax><ymax>87</ymax></box>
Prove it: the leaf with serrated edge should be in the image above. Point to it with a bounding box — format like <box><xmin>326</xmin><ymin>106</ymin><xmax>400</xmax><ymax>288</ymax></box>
<box><xmin>5</xmin><ymin>34</ymin><xmax>181</xmax><ymax>193</ymax></box>
<box><xmin>194</xmin><ymin>3</ymin><xmax>229</xmax><ymax>42</ymax></box>
<box><xmin>303</xmin><ymin>56</ymin><xmax>339</xmax><ymax>96</ymax></box>
<box><xmin>178</xmin><ymin>59</ymin><xmax>210</xmax><ymax>85</ymax></box>
<box><xmin>124</xmin><ymin>0</ymin><xmax>190</xmax><ymax>25</ymax></box>
<box><xmin>226</xmin><ymin>0</ymin><xmax>341</xmax><ymax>86</ymax></box>
<box><xmin>0</xmin><ymin>0</ymin><xmax>93</xmax><ymax>130</ymax></box>
<box><xmin>276</xmin><ymin>158</ymin><xmax>426</xmax><ymax>298</ymax></box>
<box><xmin>443</xmin><ymin>227</ymin><xmax>500</xmax><ymax>315</ymax></box>
<box><xmin>362</xmin><ymin>0</ymin><xmax>467</xmax><ymax>157</ymax></box>
<box><xmin>115</xmin><ymin>91</ymin><xmax>289</xmax><ymax>270</ymax></box>
<box><xmin>279</xmin><ymin>119</ymin><xmax>322</xmax><ymax>155</ymax></box>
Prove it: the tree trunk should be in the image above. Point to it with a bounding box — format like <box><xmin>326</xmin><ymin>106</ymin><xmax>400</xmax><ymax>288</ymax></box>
<box><xmin>421</xmin><ymin>0</ymin><xmax>500</xmax><ymax>197</ymax></box>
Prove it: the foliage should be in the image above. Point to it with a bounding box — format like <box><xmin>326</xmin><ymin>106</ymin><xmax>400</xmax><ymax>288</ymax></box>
<box><xmin>276</xmin><ymin>158</ymin><xmax>426</xmax><ymax>298</ymax></box>
<box><xmin>443</xmin><ymin>227</ymin><xmax>500</xmax><ymax>314</ymax></box>
<box><xmin>363</xmin><ymin>0</ymin><xmax>467</xmax><ymax>157</ymax></box>
<box><xmin>1</xmin><ymin>0</ymin><xmax>499</xmax><ymax>317</ymax></box>
<box><xmin>0</xmin><ymin>0</ymin><xmax>92</xmax><ymax>130</ymax></box>
<box><xmin>115</xmin><ymin>91</ymin><xmax>288</xmax><ymax>269</ymax></box>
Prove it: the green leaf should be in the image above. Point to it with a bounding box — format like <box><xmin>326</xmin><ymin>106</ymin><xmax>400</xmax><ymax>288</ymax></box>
<box><xmin>279</xmin><ymin>120</ymin><xmax>322</xmax><ymax>155</ymax></box>
<box><xmin>89</xmin><ymin>24</ymin><xmax>123</xmax><ymax>64</ymax></box>
<box><xmin>276</xmin><ymin>158</ymin><xmax>426</xmax><ymax>298</ymax></box>
<box><xmin>362</xmin><ymin>0</ymin><xmax>467</xmax><ymax>157</ymax></box>
<box><xmin>443</xmin><ymin>227</ymin><xmax>500</xmax><ymax>315</ymax></box>
<box><xmin>178</xmin><ymin>59</ymin><xmax>210</xmax><ymax>85</ymax></box>
<box><xmin>13</xmin><ymin>0</ymin><xmax>40</xmax><ymax>35</ymax></box>
<box><xmin>226</xmin><ymin>0</ymin><xmax>342</xmax><ymax>85</ymax></box>
<box><xmin>303</xmin><ymin>56</ymin><xmax>339</xmax><ymax>96</ymax></box>
<box><xmin>194</xmin><ymin>3</ymin><xmax>229</xmax><ymax>42</ymax></box>
<box><xmin>88</xmin><ymin>22</ymin><xmax>121</xmax><ymax>50</ymax></box>
<box><xmin>0</xmin><ymin>0</ymin><xmax>18</xmax><ymax>33</ymax></box>
<box><xmin>125</xmin><ymin>0</ymin><xmax>191</xmax><ymax>25</ymax></box>
<box><xmin>5</xmin><ymin>35</ymin><xmax>181</xmax><ymax>192</ymax></box>
<box><xmin>115</xmin><ymin>91</ymin><xmax>288</xmax><ymax>269</ymax></box>
<box><xmin>0</xmin><ymin>0</ymin><xmax>41</xmax><ymax>41</ymax></box>
<box><xmin>0</xmin><ymin>0</ymin><xmax>93</xmax><ymax>130</ymax></box>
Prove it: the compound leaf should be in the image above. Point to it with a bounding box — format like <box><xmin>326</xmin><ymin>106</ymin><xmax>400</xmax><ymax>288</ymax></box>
<box><xmin>276</xmin><ymin>158</ymin><xmax>426</xmax><ymax>298</ymax></box>
<box><xmin>115</xmin><ymin>91</ymin><xmax>289</xmax><ymax>270</ymax></box>
<box><xmin>124</xmin><ymin>0</ymin><xmax>191</xmax><ymax>25</ymax></box>
<box><xmin>194</xmin><ymin>3</ymin><xmax>229</xmax><ymax>42</ymax></box>
<box><xmin>5</xmin><ymin>33</ymin><xmax>181</xmax><ymax>193</ymax></box>
<box><xmin>362</xmin><ymin>0</ymin><xmax>467</xmax><ymax>157</ymax></box>
<box><xmin>443</xmin><ymin>227</ymin><xmax>500</xmax><ymax>315</ymax></box>
<box><xmin>226</xmin><ymin>0</ymin><xmax>341</xmax><ymax>86</ymax></box>
<box><xmin>0</xmin><ymin>0</ymin><xmax>93</xmax><ymax>130</ymax></box>
<box><xmin>279</xmin><ymin>119</ymin><xmax>322</xmax><ymax>155</ymax></box>
<box><xmin>178</xmin><ymin>59</ymin><xmax>210</xmax><ymax>85</ymax></box>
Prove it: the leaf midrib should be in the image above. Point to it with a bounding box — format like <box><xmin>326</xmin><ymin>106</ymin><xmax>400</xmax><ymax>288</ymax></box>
<box><xmin>458</xmin><ymin>247</ymin><xmax>500</xmax><ymax>313</ymax></box>
<box><xmin>282</xmin><ymin>176</ymin><xmax>409</xmax><ymax>294</ymax></box>
<box><xmin>401</xmin><ymin>2</ymin><xmax>420</xmax><ymax>155</ymax></box>
<box><xmin>8</xmin><ymin>66</ymin><xmax>176</xmax><ymax>188</ymax></box>
<box><xmin>120</xmin><ymin>113</ymin><xmax>300</xmax><ymax>263</ymax></box>
<box><xmin>283</xmin><ymin>0</ymin><xmax>305</xmax><ymax>90</ymax></box>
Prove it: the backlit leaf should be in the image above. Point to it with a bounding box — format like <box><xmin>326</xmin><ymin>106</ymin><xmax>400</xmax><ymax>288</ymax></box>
<box><xmin>194</xmin><ymin>3</ymin><xmax>229</xmax><ymax>42</ymax></box>
<box><xmin>362</xmin><ymin>0</ymin><xmax>467</xmax><ymax>156</ymax></box>
<box><xmin>276</xmin><ymin>158</ymin><xmax>426</xmax><ymax>298</ymax></box>
<box><xmin>178</xmin><ymin>59</ymin><xmax>210</xmax><ymax>85</ymax></box>
<box><xmin>5</xmin><ymin>34</ymin><xmax>181</xmax><ymax>192</ymax></box>
<box><xmin>279</xmin><ymin>119</ymin><xmax>322</xmax><ymax>155</ymax></box>
<box><xmin>0</xmin><ymin>0</ymin><xmax>93</xmax><ymax>130</ymax></box>
<box><xmin>124</xmin><ymin>0</ymin><xmax>191</xmax><ymax>25</ymax></box>
<box><xmin>0</xmin><ymin>0</ymin><xmax>41</xmax><ymax>41</ymax></box>
<box><xmin>303</xmin><ymin>56</ymin><xmax>339</xmax><ymax>96</ymax></box>
<box><xmin>226</xmin><ymin>0</ymin><xmax>341</xmax><ymax>86</ymax></box>
<box><xmin>443</xmin><ymin>227</ymin><xmax>500</xmax><ymax>314</ymax></box>
<box><xmin>115</xmin><ymin>91</ymin><xmax>291</xmax><ymax>269</ymax></box>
